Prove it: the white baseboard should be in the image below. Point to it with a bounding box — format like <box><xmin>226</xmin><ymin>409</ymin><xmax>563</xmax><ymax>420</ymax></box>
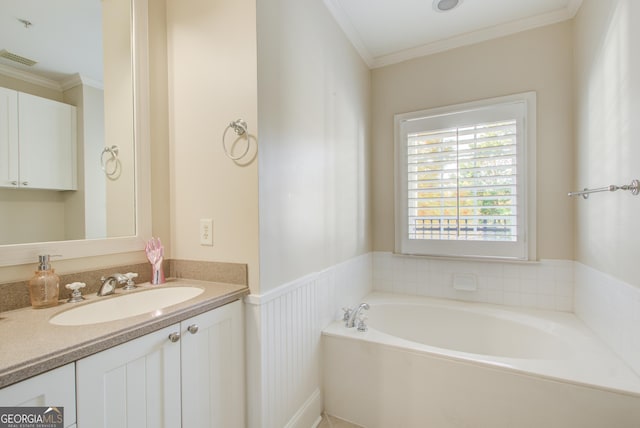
<box><xmin>284</xmin><ymin>388</ymin><xmax>322</xmax><ymax>428</ymax></box>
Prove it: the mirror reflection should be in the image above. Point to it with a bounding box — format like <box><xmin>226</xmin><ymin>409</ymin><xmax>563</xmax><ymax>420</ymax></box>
<box><xmin>0</xmin><ymin>0</ymin><xmax>136</xmax><ymax>245</ymax></box>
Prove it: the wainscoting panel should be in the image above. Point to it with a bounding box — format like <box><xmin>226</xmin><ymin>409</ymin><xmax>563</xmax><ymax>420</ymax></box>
<box><xmin>245</xmin><ymin>254</ymin><xmax>372</xmax><ymax>428</ymax></box>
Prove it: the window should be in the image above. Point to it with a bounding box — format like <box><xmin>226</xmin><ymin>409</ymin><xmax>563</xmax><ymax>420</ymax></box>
<box><xmin>394</xmin><ymin>93</ymin><xmax>536</xmax><ymax>259</ymax></box>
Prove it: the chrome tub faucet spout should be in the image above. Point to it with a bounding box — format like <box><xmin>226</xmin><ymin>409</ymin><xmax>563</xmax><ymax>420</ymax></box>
<box><xmin>346</xmin><ymin>302</ymin><xmax>370</xmax><ymax>328</ymax></box>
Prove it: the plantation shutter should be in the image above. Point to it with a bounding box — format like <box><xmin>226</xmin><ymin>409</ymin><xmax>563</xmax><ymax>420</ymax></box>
<box><xmin>407</xmin><ymin>120</ymin><xmax>518</xmax><ymax>242</ymax></box>
<box><xmin>395</xmin><ymin>95</ymin><xmax>534</xmax><ymax>259</ymax></box>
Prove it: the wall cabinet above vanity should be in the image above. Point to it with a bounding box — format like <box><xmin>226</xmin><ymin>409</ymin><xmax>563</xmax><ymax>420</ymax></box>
<box><xmin>0</xmin><ymin>87</ymin><xmax>77</xmax><ymax>191</ymax></box>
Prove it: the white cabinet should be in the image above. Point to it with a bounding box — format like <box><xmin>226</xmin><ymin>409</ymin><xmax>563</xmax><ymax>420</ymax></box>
<box><xmin>0</xmin><ymin>363</ymin><xmax>77</xmax><ymax>428</ymax></box>
<box><xmin>0</xmin><ymin>87</ymin><xmax>18</xmax><ymax>188</ymax></box>
<box><xmin>76</xmin><ymin>323</ymin><xmax>182</xmax><ymax>427</ymax></box>
<box><xmin>181</xmin><ymin>299</ymin><xmax>245</xmax><ymax>427</ymax></box>
<box><xmin>0</xmin><ymin>87</ymin><xmax>77</xmax><ymax>190</ymax></box>
<box><xmin>76</xmin><ymin>300</ymin><xmax>244</xmax><ymax>428</ymax></box>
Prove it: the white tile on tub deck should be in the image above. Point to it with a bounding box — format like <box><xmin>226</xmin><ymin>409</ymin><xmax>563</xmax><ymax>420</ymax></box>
<box><xmin>502</xmin><ymin>263</ymin><xmax>520</xmax><ymax>279</ymax></box>
<box><xmin>554</xmin><ymin>263</ymin><xmax>574</xmax><ymax>282</ymax></box>
<box><xmin>374</xmin><ymin>279</ymin><xmax>393</xmax><ymax>293</ymax></box>
<box><xmin>520</xmin><ymin>293</ymin><xmax>538</xmax><ymax>308</ymax></box>
<box><xmin>556</xmin><ymin>280</ymin><xmax>573</xmax><ymax>297</ymax></box>
<box><xmin>487</xmin><ymin>290</ymin><xmax>504</xmax><ymax>305</ymax></box>
<box><xmin>520</xmin><ymin>278</ymin><xmax>539</xmax><ymax>294</ymax></box>
<box><xmin>477</xmin><ymin>261</ymin><xmax>504</xmax><ymax>277</ymax></box>
<box><xmin>555</xmin><ymin>294</ymin><xmax>573</xmax><ymax>312</ymax></box>
<box><xmin>503</xmin><ymin>291</ymin><xmax>521</xmax><ymax>306</ymax></box>
<box><xmin>537</xmin><ymin>279</ymin><xmax>556</xmax><ymax>296</ymax></box>
<box><xmin>518</xmin><ymin>264</ymin><xmax>539</xmax><ymax>280</ymax></box>
<box><xmin>503</xmin><ymin>278</ymin><xmax>521</xmax><ymax>293</ymax></box>
<box><xmin>536</xmin><ymin>294</ymin><xmax>555</xmax><ymax>310</ymax></box>
<box><xmin>483</xmin><ymin>276</ymin><xmax>504</xmax><ymax>291</ymax></box>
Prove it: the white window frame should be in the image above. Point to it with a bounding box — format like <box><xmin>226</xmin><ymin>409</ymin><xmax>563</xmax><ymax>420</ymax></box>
<box><xmin>394</xmin><ymin>92</ymin><xmax>537</xmax><ymax>260</ymax></box>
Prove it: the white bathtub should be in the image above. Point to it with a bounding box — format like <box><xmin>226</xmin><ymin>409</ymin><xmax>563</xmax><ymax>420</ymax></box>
<box><xmin>322</xmin><ymin>292</ymin><xmax>640</xmax><ymax>428</ymax></box>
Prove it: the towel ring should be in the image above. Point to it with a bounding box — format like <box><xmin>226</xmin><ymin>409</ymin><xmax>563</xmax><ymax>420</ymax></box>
<box><xmin>100</xmin><ymin>145</ymin><xmax>121</xmax><ymax>177</ymax></box>
<box><xmin>222</xmin><ymin>119</ymin><xmax>251</xmax><ymax>160</ymax></box>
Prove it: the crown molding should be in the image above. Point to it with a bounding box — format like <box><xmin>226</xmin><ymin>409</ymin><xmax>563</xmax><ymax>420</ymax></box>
<box><xmin>324</xmin><ymin>0</ymin><xmax>583</xmax><ymax>69</ymax></box>
<box><xmin>60</xmin><ymin>73</ymin><xmax>104</xmax><ymax>91</ymax></box>
<box><xmin>0</xmin><ymin>64</ymin><xmax>62</xmax><ymax>91</ymax></box>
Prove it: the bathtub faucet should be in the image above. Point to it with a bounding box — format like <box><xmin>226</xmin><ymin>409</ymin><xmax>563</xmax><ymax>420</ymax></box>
<box><xmin>346</xmin><ymin>302</ymin><xmax>370</xmax><ymax>328</ymax></box>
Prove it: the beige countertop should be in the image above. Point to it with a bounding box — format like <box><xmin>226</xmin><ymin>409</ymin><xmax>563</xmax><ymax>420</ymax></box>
<box><xmin>0</xmin><ymin>278</ymin><xmax>249</xmax><ymax>389</ymax></box>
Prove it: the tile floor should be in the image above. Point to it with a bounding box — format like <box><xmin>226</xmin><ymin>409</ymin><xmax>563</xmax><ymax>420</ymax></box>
<box><xmin>318</xmin><ymin>413</ymin><xmax>363</xmax><ymax>428</ymax></box>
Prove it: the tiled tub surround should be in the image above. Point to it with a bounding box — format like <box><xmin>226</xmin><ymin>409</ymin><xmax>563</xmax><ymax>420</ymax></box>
<box><xmin>373</xmin><ymin>252</ymin><xmax>574</xmax><ymax>311</ymax></box>
<box><xmin>0</xmin><ymin>260</ymin><xmax>249</xmax><ymax>388</ymax></box>
<box><xmin>0</xmin><ymin>259</ymin><xmax>247</xmax><ymax>313</ymax></box>
<box><xmin>323</xmin><ymin>292</ymin><xmax>640</xmax><ymax>428</ymax></box>
<box><xmin>575</xmin><ymin>262</ymin><xmax>640</xmax><ymax>377</ymax></box>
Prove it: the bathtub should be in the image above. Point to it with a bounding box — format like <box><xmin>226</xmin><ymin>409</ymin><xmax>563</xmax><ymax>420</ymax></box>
<box><xmin>322</xmin><ymin>292</ymin><xmax>640</xmax><ymax>428</ymax></box>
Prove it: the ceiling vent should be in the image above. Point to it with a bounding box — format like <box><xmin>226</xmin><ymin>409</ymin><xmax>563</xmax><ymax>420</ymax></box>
<box><xmin>0</xmin><ymin>49</ymin><xmax>37</xmax><ymax>66</ymax></box>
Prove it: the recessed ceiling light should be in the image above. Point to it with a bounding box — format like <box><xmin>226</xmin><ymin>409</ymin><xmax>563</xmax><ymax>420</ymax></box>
<box><xmin>433</xmin><ymin>0</ymin><xmax>463</xmax><ymax>12</ymax></box>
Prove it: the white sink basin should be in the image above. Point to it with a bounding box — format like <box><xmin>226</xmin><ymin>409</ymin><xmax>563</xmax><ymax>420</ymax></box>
<box><xmin>50</xmin><ymin>287</ymin><xmax>204</xmax><ymax>326</ymax></box>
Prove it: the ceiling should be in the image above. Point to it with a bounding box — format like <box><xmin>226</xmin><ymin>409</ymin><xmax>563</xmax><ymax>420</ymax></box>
<box><xmin>324</xmin><ymin>0</ymin><xmax>583</xmax><ymax>68</ymax></box>
<box><xmin>0</xmin><ymin>0</ymin><xmax>103</xmax><ymax>88</ymax></box>
<box><xmin>0</xmin><ymin>1</ymin><xmax>583</xmax><ymax>86</ymax></box>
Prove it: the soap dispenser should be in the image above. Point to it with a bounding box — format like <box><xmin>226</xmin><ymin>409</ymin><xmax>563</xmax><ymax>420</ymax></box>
<box><xmin>27</xmin><ymin>255</ymin><xmax>60</xmax><ymax>309</ymax></box>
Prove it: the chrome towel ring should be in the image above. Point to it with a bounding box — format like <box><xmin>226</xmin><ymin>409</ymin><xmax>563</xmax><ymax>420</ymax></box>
<box><xmin>222</xmin><ymin>119</ymin><xmax>251</xmax><ymax>160</ymax></box>
<box><xmin>100</xmin><ymin>145</ymin><xmax>121</xmax><ymax>178</ymax></box>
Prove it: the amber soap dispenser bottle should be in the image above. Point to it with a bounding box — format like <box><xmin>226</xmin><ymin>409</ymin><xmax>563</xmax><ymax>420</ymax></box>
<box><xmin>27</xmin><ymin>255</ymin><xmax>60</xmax><ymax>308</ymax></box>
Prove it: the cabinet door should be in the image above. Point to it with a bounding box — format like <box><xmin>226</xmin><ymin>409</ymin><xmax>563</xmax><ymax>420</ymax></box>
<box><xmin>76</xmin><ymin>324</ymin><xmax>181</xmax><ymax>428</ymax></box>
<box><xmin>0</xmin><ymin>363</ymin><xmax>76</xmax><ymax>427</ymax></box>
<box><xmin>181</xmin><ymin>300</ymin><xmax>245</xmax><ymax>428</ymax></box>
<box><xmin>0</xmin><ymin>87</ymin><xmax>18</xmax><ymax>187</ymax></box>
<box><xmin>18</xmin><ymin>92</ymin><xmax>76</xmax><ymax>190</ymax></box>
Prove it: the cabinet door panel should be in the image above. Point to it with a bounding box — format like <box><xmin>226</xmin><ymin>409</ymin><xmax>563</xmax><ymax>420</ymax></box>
<box><xmin>0</xmin><ymin>363</ymin><xmax>76</xmax><ymax>427</ymax></box>
<box><xmin>181</xmin><ymin>300</ymin><xmax>244</xmax><ymax>428</ymax></box>
<box><xmin>0</xmin><ymin>87</ymin><xmax>18</xmax><ymax>187</ymax></box>
<box><xmin>76</xmin><ymin>324</ymin><xmax>181</xmax><ymax>428</ymax></box>
<box><xmin>18</xmin><ymin>92</ymin><xmax>76</xmax><ymax>190</ymax></box>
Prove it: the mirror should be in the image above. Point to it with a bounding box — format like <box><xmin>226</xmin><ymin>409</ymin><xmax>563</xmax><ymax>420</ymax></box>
<box><xmin>0</xmin><ymin>0</ymin><xmax>150</xmax><ymax>265</ymax></box>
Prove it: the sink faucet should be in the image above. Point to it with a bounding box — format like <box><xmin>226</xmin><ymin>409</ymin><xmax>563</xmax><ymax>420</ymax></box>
<box><xmin>346</xmin><ymin>302</ymin><xmax>370</xmax><ymax>328</ymax></box>
<box><xmin>97</xmin><ymin>273</ymin><xmax>132</xmax><ymax>296</ymax></box>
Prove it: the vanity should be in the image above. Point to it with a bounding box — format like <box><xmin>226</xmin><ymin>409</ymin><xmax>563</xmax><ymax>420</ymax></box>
<box><xmin>0</xmin><ymin>279</ymin><xmax>248</xmax><ymax>428</ymax></box>
<box><xmin>0</xmin><ymin>1</ymin><xmax>248</xmax><ymax>425</ymax></box>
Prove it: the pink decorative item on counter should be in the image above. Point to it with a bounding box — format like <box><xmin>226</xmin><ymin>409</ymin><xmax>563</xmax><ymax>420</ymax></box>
<box><xmin>145</xmin><ymin>237</ymin><xmax>165</xmax><ymax>285</ymax></box>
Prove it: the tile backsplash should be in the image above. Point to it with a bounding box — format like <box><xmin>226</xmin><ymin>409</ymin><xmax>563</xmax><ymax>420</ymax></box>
<box><xmin>373</xmin><ymin>252</ymin><xmax>574</xmax><ymax>311</ymax></box>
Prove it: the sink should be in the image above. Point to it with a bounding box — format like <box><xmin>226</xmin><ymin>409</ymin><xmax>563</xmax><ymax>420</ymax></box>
<box><xmin>49</xmin><ymin>287</ymin><xmax>204</xmax><ymax>326</ymax></box>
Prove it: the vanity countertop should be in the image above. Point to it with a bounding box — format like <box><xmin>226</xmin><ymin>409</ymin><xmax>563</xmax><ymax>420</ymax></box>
<box><xmin>0</xmin><ymin>278</ymin><xmax>248</xmax><ymax>388</ymax></box>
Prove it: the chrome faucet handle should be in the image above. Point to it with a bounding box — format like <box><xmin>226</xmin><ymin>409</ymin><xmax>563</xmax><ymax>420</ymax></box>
<box><xmin>356</xmin><ymin>315</ymin><xmax>368</xmax><ymax>332</ymax></box>
<box><xmin>122</xmin><ymin>272</ymin><xmax>139</xmax><ymax>291</ymax></box>
<box><xmin>342</xmin><ymin>307</ymin><xmax>353</xmax><ymax>326</ymax></box>
<box><xmin>65</xmin><ymin>282</ymin><xmax>86</xmax><ymax>303</ymax></box>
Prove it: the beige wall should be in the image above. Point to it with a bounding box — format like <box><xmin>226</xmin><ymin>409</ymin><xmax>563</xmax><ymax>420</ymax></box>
<box><xmin>103</xmin><ymin>0</ymin><xmax>136</xmax><ymax>238</ymax></box>
<box><xmin>63</xmin><ymin>83</ymin><xmax>107</xmax><ymax>241</ymax></box>
<box><xmin>165</xmin><ymin>0</ymin><xmax>260</xmax><ymax>291</ymax></box>
<box><xmin>573</xmin><ymin>0</ymin><xmax>640</xmax><ymax>286</ymax></box>
<box><xmin>371</xmin><ymin>22</ymin><xmax>574</xmax><ymax>261</ymax></box>
<box><xmin>256</xmin><ymin>0</ymin><xmax>372</xmax><ymax>292</ymax></box>
<box><xmin>148</xmin><ymin>0</ymin><xmax>171</xmax><ymax>254</ymax></box>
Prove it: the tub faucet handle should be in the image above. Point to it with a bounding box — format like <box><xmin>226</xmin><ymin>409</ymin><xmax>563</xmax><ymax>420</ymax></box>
<box><xmin>356</xmin><ymin>315</ymin><xmax>368</xmax><ymax>332</ymax></box>
<box><xmin>342</xmin><ymin>307</ymin><xmax>353</xmax><ymax>326</ymax></box>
